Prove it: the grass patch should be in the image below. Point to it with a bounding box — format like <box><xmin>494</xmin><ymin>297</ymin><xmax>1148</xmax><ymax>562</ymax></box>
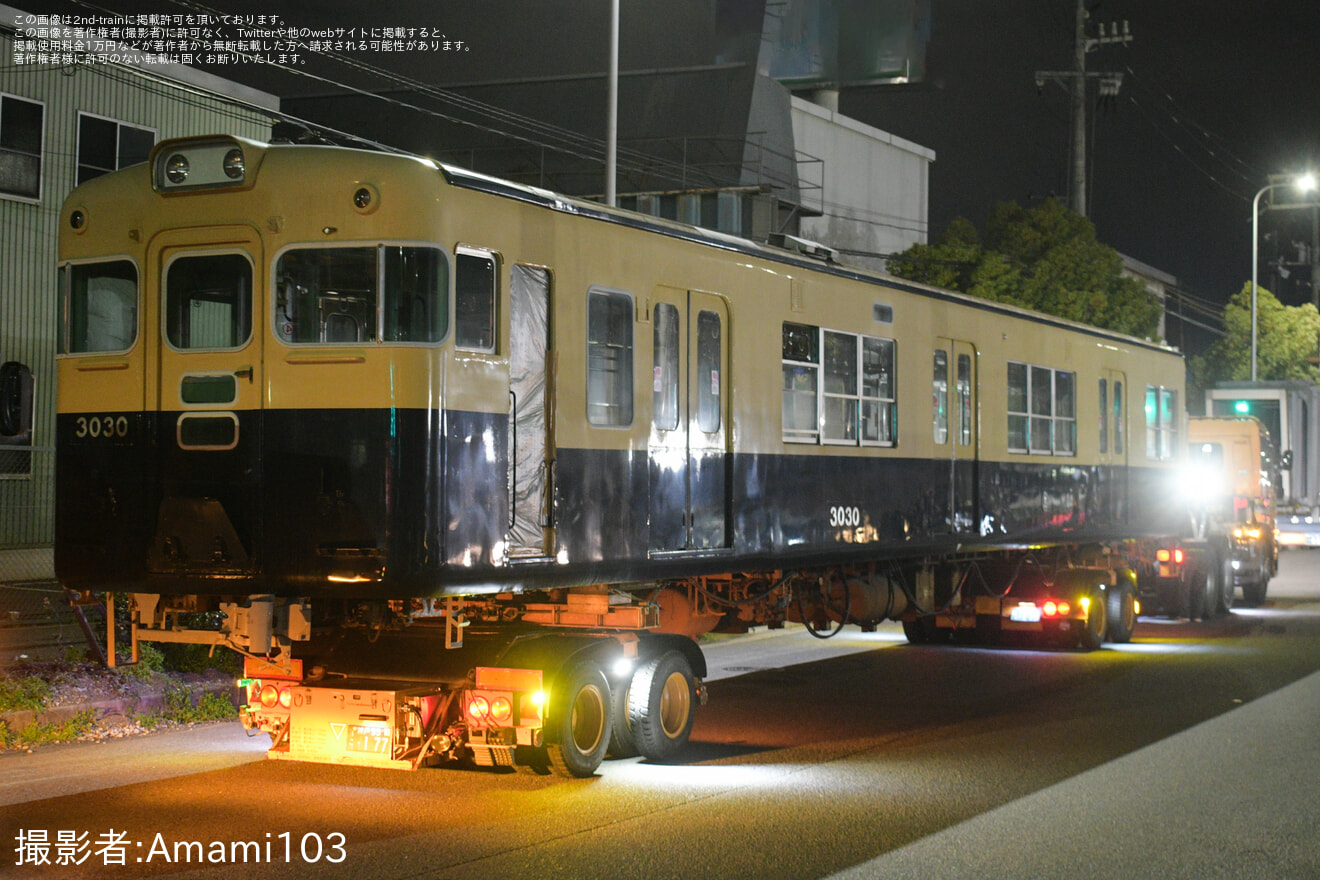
<box><xmin>0</xmin><ymin>676</ymin><xmax>53</xmax><ymax>712</ymax></box>
<box><xmin>0</xmin><ymin>709</ymin><xmax>97</xmax><ymax>748</ymax></box>
<box><xmin>138</xmin><ymin>686</ymin><xmax>237</xmax><ymax>729</ymax></box>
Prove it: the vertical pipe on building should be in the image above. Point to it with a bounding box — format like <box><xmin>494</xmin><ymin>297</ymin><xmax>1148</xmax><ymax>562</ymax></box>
<box><xmin>605</xmin><ymin>0</ymin><xmax>619</xmax><ymax>207</ymax></box>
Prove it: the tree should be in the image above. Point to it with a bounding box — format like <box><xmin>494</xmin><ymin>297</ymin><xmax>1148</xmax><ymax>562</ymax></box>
<box><xmin>1193</xmin><ymin>283</ymin><xmax>1320</xmax><ymax>385</ymax></box>
<box><xmin>887</xmin><ymin>199</ymin><xmax>1162</xmax><ymax>339</ymax></box>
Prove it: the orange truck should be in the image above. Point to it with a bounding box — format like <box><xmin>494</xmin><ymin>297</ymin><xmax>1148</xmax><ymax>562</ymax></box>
<box><xmin>1180</xmin><ymin>416</ymin><xmax>1280</xmax><ymax>607</ymax></box>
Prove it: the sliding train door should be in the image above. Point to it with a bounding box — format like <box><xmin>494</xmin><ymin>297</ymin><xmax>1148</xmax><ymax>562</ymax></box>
<box><xmin>648</xmin><ymin>289</ymin><xmax>730</xmax><ymax>553</ymax></box>
<box><xmin>508</xmin><ymin>264</ymin><xmax>555</xmax><ymax>559</ymax></box>
<box><xmin>933</xmin><ymin>338</ymin><xmax>978</xmax><ymax>535</ymax></box>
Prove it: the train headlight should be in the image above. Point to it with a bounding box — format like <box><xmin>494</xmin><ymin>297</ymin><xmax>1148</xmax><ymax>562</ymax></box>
<box><xmin>165</xmin><ymin>154</ymin><xmax>190</xmax><ymax>184</ymax></box>
<box><xmin>223</xmin><ymin>148</ymin><xmax>245</xmax><ymax>179</ymax></box>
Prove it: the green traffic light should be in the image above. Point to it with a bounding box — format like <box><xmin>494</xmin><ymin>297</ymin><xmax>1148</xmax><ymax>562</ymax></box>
<box><xmin>1234</xmin><ymin>400</ymin><xmax>1250</xmax><ymax>414</ymax></box>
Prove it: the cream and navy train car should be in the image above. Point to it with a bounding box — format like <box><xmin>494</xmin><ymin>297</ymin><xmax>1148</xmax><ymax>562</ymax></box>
<box><xmin>54</xmin><ymin>135</ymin><xmax>1187</xmax><ymax>603</ymax></box>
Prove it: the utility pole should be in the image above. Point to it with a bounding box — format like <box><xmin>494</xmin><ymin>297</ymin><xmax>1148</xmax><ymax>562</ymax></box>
<box><xmin>1036</xmin><ymin>0</ymin><xmax>1131</xmax><ymax>217</ymax></box>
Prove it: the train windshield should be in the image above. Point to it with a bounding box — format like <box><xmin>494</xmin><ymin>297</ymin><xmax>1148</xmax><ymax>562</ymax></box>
<box><xmin>274</xmin><ymin>245</ymin><xmax>448</xmax><ymax>344</ymax></box>
<box><xmin>59</xmin><ymin>259</ymin><xmax>139</xmax><ymax>354</ymax></box>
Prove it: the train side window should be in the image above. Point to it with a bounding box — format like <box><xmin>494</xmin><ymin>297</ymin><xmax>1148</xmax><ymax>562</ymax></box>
<box><xmin>932</xmin><ymin>350</ymin><xmax>949</xmax><ymax>445</ymax></box>
<box><xmin>1007</xmin><ymin>362</ymin><xmax>1029</xmax><ymax>452</ymax></box>
<box><xmin>1099</xmin><ymin>379</ymin><xmax>1109</xmax><ymax>454</ymax></box>
<box><xmin>1029</xmin><ymin>365</ymin><xmax>1052</xmax><ymax>454</ymax></box>
<box><xmin>1149</xmin><ymin>385</ymin><xmax>1178</xmax><ymax>460</ymax></box>
<box><xmin>696</xmin><ymin>310</ymin><xmax>721</xmax><ymax>433</ymax></box>
<box><xmin>383</xmin><ymin>246</ymin><xmax>448</xmax><ymax>343</ymax></box>
<box><xmin>823</xmin><ymin>330</ymin><xmax>859</xmax><ymax>443</ymax></box>
<box><xmin>60</xmin><ymin>259</ymin><xmax>138</xmax><ymax>354</ymax></box>
<box><xmin>782</xmin><ymin>322</ymin><xmax>819</xmax><ymax>443</ymax></box>
<box><xmin>165</xmin><ymin>253</ymin><xmax>251</xmax><ymax>350</ymax></box>
<box><xmin>861</xmin><ymin>336</ymin><xmax>896</xmax><ymax>446</ymax></box>
<box><xmin>1054</xmin><ymin>370</ymin><xmax>1076</xmax><ymax>455</ymax></box>
<box><xmin>586</xmin><ymin>287</ymin><xmax>633</xmax><ymax>427</ymax></box>
<box><xmin>1145</xmin><ymin>386</ymin><xmax>1158</xmax><ymax>459</ymax></box>
<box><xmin>1008</xmin><ymin>361</ymin><xmax>1075</xmax><ymax>456</ymax></box>
<box><xmin>456</xmin><ymin>250</ymin><xmax>496</xmax><ymax>352</ymax></box>
<box><xmin>653</xmin><ymin>303</ymin><xmax>679</xmax><ymax>431</ymax></box>
<box><xmin>275</xmin><ymin>247</ymin><xmax>377</xmax><ymax>344</ymax></box>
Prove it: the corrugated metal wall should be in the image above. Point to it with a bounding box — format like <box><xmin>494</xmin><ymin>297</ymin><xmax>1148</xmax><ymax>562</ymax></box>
<box><xmin>0</xmin><ymin>31</ymin><xmax>275</xmax><ymax>555</ymax></box>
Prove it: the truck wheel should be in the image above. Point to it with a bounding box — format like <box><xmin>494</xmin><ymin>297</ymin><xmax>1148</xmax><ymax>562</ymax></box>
<box><xmin>1105</xmin><ymin>581</ymin><xmax>1137</xmax><ymax>643</ymax></box>
<box><xmin>1214</xmin><ymin>554</ymin><xmax>1235</xmax><ymax>614</ymax></box>
<box><xmin>1242</xmin><ymin>575</ymin><xmax>1268</xmax><ymax>607</ymax></box>
<box><xmin>627</xmin><ymin>651</ymin><xmax>696</xmax><ymax>762</ymax></box>
<box><xmin>902</xmin><ymin>617</ymin><xmax>936</xmax><ymax>644</ymax></box>
<box><xmin>1079</xmin><ymin>587</ymin><xmax>1108</xmax><ymax>650</ymax></box>
<box><xmin>547</xmin><ymin>664</ymin><xmax>611</xmax><ymax>778</ymax></box>
<box><xmin>608</xmin><ymin>671</ymin><xmax>638</xmax><ymax>758</ymax></box>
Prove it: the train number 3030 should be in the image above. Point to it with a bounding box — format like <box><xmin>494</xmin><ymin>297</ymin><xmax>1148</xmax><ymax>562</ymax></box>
<box><xmin>829</xmin><ymin>506</ymin><xmax>863</xmax><ymax>528</ymax></box>
<box><xmin>74</xmin><ymin>415</ymin><xmax>130</xmax><ymax>439</ymax></box>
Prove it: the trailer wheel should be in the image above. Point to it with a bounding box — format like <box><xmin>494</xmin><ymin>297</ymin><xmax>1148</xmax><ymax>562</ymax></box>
<box><xmin>547</xmin><ymin>664</ymin><xmax>611</xmax><ymax>778</ymax></box>
<box><xmin>1242</xmin><ymin>574</ymin><xmax>1268</xmax><ymax>607</ymax></box>
<box><xmin>1210</xmin><ymin>551</ymin><xmax>1234</xmax><ymax>615</ymax></box>
<box><xmin>1105</xmin><ymin>580</ymin><xmax>1137</xmax><ymax>644</ymax></box>
<box><xmin>627</xmin><ymin>651</ymin><xmax>696</xmax><ymax>762</ymax></box>
<box><xmin>607</xmin><ymin>672</ymin><xmax>638</xmax><ymax>758</ymax></box>
<box><xmin>1079</xmin><ymin>587</ymin><xmax>1108</xmax><ymax>650</ymax></box>
<box><xmin>902</xmin><ymin>617</ymin><xmax>935</xmax><ymax>644</ymax></box>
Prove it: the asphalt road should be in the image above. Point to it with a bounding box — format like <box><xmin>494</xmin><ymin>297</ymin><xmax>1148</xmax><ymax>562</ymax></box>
<box><xmin>3</xmin><ymin>553</ymin><xmax>1319</xmax><ymax>879</ymax></box>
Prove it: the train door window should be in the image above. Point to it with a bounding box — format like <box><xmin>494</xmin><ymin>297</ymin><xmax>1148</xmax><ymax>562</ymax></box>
<box><xmin>60</xmin><ymin>259</ymin><xmax>138</xmax><ymax>354</ymax></box>
<box><xmin>586</xmin><ymin>287</ymin><xmax>633</xmax><ymax>427</ymax></box>
<box><xmin>696</xmin><ymin>310</ymin><xmax>721</xmax><ymax>433</ymax></box>
<box><xmin>1113</xmin><ymin>381</ymin><xmax>1124</xmax><ymax>454</ymax></box>
<box><xmin>456</xmin><ymin>250</ymin><xmax>496</xmax><ymax>352</ymax></box>
<box><xmin>653</xmin><ymin>303</ymin><xmax>679</xmax><ymax>431</ymax></box>
<box><xmin>933</xmin><ymin>350</ymin><xmax>949</xmax><ymax>445</ymax></box>
<box><xmin>1145</xmin><ymin>386</ymin><xmax>1158</xmax><ymax>459</ymax></box>
<box><xmin>957</xmin><ymin>353</ymin><xmax>972</xmax><ymax>446</ymax></box>
<box><xmin>0</xmin><ymin>93</ymin><xmax>43</xmax><ymax>201</ymax></box>
<box><xmin>275</xmin><ymin>247</ymin><xmax>377</xmax><ymax>344</ymax></box>
<box><xmin>1099</xmin><ymin>379</ymin><xmax>1109</xmax><ymax>453</ymax></box>
<box><xmin>1007</xmin><ymin>362</ymin><xmax>1029</xmax><ymax>452</ymax></box>
<box><xmin>1053</xmin><ymin>370</ymin><xmax>1076</xmax><ymax>454</ymax></box>
<box><xmin>383</xmin><ymin>246</ymin><xmax>448</xmax><ymax>342</ymax></box>
<box><xmin>165</xmin><ymin>253</ymin><xmax>251</xmax><ymax>350</ymax></box>
<box><xmin>823</xmin><ymin>331</ymin><xmax>858</xmax><ymax>443</ymax></box>
<box><xmin>861</xmin><ymin>336</ymin><xmax>896</xmax><ymax>446</ymax></box>
<box><xmin>782</xmin><ymin>322</ymin><xmax>819</xmax><ymax>443</ymax></box>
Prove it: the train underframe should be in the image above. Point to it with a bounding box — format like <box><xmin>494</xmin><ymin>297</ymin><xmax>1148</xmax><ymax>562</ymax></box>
<box><xmin>109</xmin><ymin>537</ymin><xmax>1219</xmax><ymax>776</ymax></box>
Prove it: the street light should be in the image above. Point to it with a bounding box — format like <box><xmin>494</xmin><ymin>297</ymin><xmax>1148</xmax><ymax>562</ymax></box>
<box><xmin>1252</xmin><ymin>172</ymin><xmax>1318</xmax><ymax>380</ymax></box>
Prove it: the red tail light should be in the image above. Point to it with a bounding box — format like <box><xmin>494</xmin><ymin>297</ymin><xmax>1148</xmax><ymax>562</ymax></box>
<box><xmin>259</xmin><ymin>684</ymin><xmax>280</xmax><ymax>708</ymax></box>
<box><xmin>1043</xmin><ymin>600</ymin><xmax>1059</xmax><ymax>617</ymax></box>
<box><xmin>1057</xmin><ymin>601</ymin><xmax>1071</xmax><ymax>616</ymax></box>
<box><xmin>1156</xmin><ymin>549</ymin><xmax>1171</xmax><ymax>562</ymax></box>
<box><xmin>279</xmin><ymin>686</ymin><xmax>293</xmax><ymax>709</ymax></box>
<box><xmin>1173</xmin><ymin>548</ymin><xmax>1185</xmax><ymax>564</ymax></box>
<box><xmin>467</xmin><ymin>695</ymin><xmax>490</xmax><ymax>721</ymax></box>
<box><xmin>490</xmin><ymin>696</ymin><xmax>512</xmax><ymax>723</ymax></box>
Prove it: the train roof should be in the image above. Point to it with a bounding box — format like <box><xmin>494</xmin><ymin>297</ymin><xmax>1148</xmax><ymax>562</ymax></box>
<box><xmin>436</xmin><ymin>157</ymin><xmax>1182</xmax><ymax>359</ymax></box>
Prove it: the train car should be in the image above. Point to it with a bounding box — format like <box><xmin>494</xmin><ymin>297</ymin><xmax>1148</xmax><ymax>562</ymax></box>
<box><xmin>50</xmin><ymin>135</ymin><xmax>1191</xmax><ymax>776</ymax></box>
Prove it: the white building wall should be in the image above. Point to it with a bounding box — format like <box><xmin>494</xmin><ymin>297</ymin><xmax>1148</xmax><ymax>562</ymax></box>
<box><xmin>789</xmin><ymin>96</ymin><xmax>934</xmax><ymax>273</ymax></box>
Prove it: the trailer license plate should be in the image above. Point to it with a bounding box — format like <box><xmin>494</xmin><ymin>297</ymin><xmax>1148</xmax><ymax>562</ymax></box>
<box><xmin>346</xmin><ymin>725</ymin><xmax>391</xmax><ymax>754</ymax></box>
<box><xmin>1010</xmin><ymin>603</ymin><xmax>1042</xmax><ymax>623</ymax></box>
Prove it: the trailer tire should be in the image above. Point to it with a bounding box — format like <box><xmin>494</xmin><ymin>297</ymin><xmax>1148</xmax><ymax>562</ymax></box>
<box><xmin>627</xmin><ymin>650</ymin><xmax>696</xmax><ymax>762</ymax></box>
<box><xmin>902</xmin><ymin>617</ymin><xmax>935</xmax><ymax>644</ymax></box>
<box><xmin>608</xmin><ymin>671</ymin><xmax>639</xmax><ymax>758</ymax></box>
<box><xmin>1106</xmin><ymin>579</ymin><xmax>1137</xmax><ymax>644</ymax></box>
<box><xmin>546</xmin><ymin>664</ymin><xmax>611</xmax><ymax>778</ymax></box>
<box><xmin>1210</xmin><ymin>551</ymin><xmax>1234</xmax><ymax>615</ymax></box>
<box><xmin>1242</xmin><ymin>575</ymin><xmax>1268</xmax><ymax>607</ymax></box>
<box><xmin>1079</xmin><ymin>587</ymin><xmax>1108</xmax><ymax>650</ymax></box>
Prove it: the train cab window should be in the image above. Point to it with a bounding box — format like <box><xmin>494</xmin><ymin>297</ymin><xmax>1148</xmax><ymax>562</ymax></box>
<box><xmin>165</xmin><ymin>253</ymin><xmax>251</xmax><ymax>350</ymax></box>
<box><xmin>60</xmin><ymin>259</ymin><xmax>138</xmax><ymax>353</ymax></box>
<box><xmin>696</xmin><ymin>310</ymin><xmax>721</xmax><ymax>433</ymax></box>
<box><xmin>586</xmin><ymin>287</ymin><xmax>633</xmax><ymax>427</ymax></box>
<box><xmin>933</xmin><ymin>351</ymin><xmax>949</xmax><ymax>445</ymax></box>
<box><xmin>782</xmin><ymin>322</ymin><xmax>819</xmax><ymax>443</ymax></box>
<box><xmin>653</xmin><ymin>303</ymin><xmax>679</xmax><ymax>431</ymax></box>
<box><xmin>456</xmin><ymin>250</ymin><xmax>496</xmax><ymax>352</ymax></box>
<box><xmin>275</xmin><ymin>246</ymin><xmax>447</xmax><ymax>345</ymax></box>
